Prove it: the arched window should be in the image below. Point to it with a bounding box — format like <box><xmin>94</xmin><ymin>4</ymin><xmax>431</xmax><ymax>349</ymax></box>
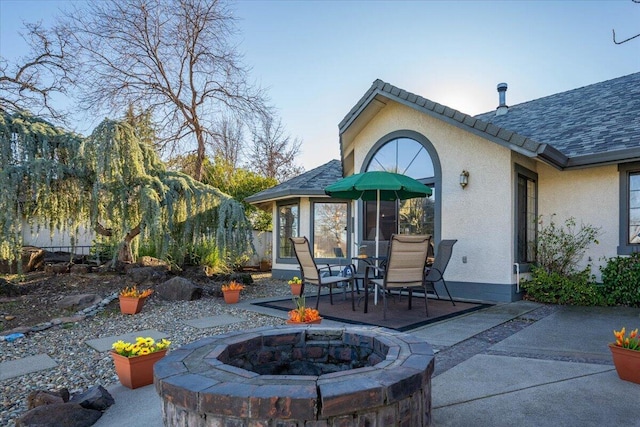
<box><xmin>363</xmin><ymin>134</ymin><xmax>438</xmax><ymax>242</ymax></box>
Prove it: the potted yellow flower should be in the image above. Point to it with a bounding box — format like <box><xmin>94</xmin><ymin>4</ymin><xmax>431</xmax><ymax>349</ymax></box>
<box><xmin>609</xmin><ymin>327</ymin><xmax>640</xmax><ymax>384</ymax></box>
<box><xmin>110</xmin><ymin>336</ymin><xmax>171</xmax><ymax>389</ymax></box>
<box><xmin>286</xmin><ymin>295</ymin><xmax>322</xmax><ymax>324</ymax></box>
<box><xmin>221</xmin><ymin>281</ymin><xmax>245</xmax><ymax>304</ymax></box>
<box><xmin>288</xmin><ymin>276</ymin><xmax>303</xmax><ymax>296</ymax></box>
<box><xmin>118</xmin><ymin>286</ymin><xmax>153</xmax><ymax>314</ymax></box>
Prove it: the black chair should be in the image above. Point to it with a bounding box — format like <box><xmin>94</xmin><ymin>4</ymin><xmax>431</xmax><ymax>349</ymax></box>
<box><xmin>290</xmin><ymin>237</ymin><xmax>356</xmax><ymax>310</ymax></box>
<box><xmin>424</xmin><ymin>239</ymin><xmax>457</xmax><ymax>306</ymax></box>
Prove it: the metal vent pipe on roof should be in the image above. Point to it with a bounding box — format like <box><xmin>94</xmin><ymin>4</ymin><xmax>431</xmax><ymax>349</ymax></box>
<box><xmin>496</xmin><ymin>82</ymin><xmax>508</xmax><ymax>116</ymax></box>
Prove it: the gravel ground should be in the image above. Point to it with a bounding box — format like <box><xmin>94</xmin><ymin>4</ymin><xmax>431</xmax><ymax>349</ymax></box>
<box><xmin>0</xmin><ymin>273</ymin><xmax>291</xmax><ymax>426</ymax></box>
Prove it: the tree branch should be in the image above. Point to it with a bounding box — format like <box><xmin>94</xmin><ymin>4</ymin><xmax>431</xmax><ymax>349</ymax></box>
<box><xmin>612</xmin><ymin>29</ymin><xmax>640</xmax><ymax>45</ymax></box>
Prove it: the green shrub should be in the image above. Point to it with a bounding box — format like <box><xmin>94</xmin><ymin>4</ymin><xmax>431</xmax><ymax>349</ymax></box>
<box><xmin>522</xmin><ymin>266</ymin><xmax>604</xmax><ymax>306</ymax></box>
<box><xmin>90</xmin><ymin>239</ymin><xmax>118</xmax><ymax>262</ymax></box>
<box><xmin>600</xmin><ymin>252</ymin><xmax>640</xmax><ymax>307</ymax></box>
<box><xmin>535</xmin><ymin>215</ymin><xmax>600</xmax><ymax>276</ymax></box>
<box><xmin>137</xmin><ymin>239</ymin><xmax>160</xmax><ymax>259</ymax></box>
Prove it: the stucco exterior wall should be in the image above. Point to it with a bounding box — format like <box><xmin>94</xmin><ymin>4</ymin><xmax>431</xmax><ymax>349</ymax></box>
<box><xmin>349</xmin><ymin>102</ymin><xmax>517</xmax><ymax>295</ymax></box>
<box><xmin>272</xmin><ymin>100</ymin><xmax>624</xmax><ymax>300</ymax></box>
<box><xmin>537</xmin><ymin>163</ymin><xmax>618</xmax><ymax>279</ymax></box>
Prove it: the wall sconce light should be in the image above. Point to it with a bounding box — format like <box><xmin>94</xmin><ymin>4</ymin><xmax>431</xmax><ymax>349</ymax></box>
<box><xmin>459</xmin><ymin>170</ymin><xmax>469</xmax><ymax>189</ymax></box>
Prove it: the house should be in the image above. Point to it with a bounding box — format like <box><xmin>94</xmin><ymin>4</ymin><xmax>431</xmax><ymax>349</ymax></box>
<box><xmin>246</xmin><ymin>72</ymin><xmax>640</xmax><ymax>302</ymax></box>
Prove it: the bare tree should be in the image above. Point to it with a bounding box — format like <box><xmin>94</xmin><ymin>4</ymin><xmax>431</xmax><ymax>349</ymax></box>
<box><xmin>247</xmin><ymin>114</ymin><xmax>303</xmax><ymax>182</ymax></box>
<box><xmin>64</xmin><ymin>0</ymin><xmax>267</xmax><ymax>181</ymax></box>
<box><xmin>212</xmin><ymin>115</ymin><xmax>244</xmax><ymax>168</ymax></box>
<box><xmin>0</xmin><ymin>22</ymin><xmax>76</xmax><ymax>121</ymax></box>
<box><xmin>613</xmin><ymin>0</ymin><xmax>640</xmax><ymax>44</ymax></box>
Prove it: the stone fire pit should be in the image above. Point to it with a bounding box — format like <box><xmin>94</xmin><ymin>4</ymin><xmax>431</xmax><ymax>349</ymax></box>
<box><xmin>154</xmin><ymin>325</ymin><xmax>435</xmax><ymax>426</ymax></box>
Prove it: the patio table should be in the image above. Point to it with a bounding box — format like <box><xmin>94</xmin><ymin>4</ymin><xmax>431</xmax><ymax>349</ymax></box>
<box><xmin>352</xmin><ymin>256</ymin><xmax>387</xmax><ymax>306</ymax></box>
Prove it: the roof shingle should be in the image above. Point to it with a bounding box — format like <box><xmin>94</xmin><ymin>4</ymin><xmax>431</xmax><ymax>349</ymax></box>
<box><xmin>474</xmin><ymin>72</ymin><xmax>640</xmax><ymax>158</ymax></box>
<box><xmin>244</xmin><ymin>159</ymin><xmax>343</xmax><ymax>204</ymax></box>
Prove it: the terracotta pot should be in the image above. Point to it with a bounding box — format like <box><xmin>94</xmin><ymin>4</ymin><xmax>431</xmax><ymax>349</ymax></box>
<box><xmin>290</xmin><ymin>283</ymin><xmax>302</xmax><ymax>296</ymax></box>
<box><xmin>223</xmin><ymin>289</ymin><xmax>241</xmax><ymax>304</ymax></box>
<box><xmin>286</xmin><ymin>317</ymin><xmax>322</xmax><ymax>325</ymax></box>
<box><xmin>110</xmin><ymin>349</ymin><xmax>167</xmax><ymax>389</ymax></box>
<box><xmin>609</xmin><ymin>344</ymin><xmax>640</xmax><ymax>384</ymax></box>
<box><xmin>119</xmin><ymin>296</ymin><xmax>147</xmax><ymax>315</ymax></box>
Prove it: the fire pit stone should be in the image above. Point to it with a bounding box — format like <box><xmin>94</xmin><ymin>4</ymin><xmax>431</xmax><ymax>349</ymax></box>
<box><xmin>155</xmin><ymin>325</ymin><xmax>434</xmax><ymax>426</ymax></box>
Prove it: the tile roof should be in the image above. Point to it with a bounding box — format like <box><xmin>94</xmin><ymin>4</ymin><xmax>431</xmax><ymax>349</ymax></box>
<box><xmin>244</xmin><ymin>159</ymin><xmax>342</xmax><ymax>204</ymax></box>
<box><xmin>474</xmin><ymin>72</ymin><xmax>640</xmax><ymax>159</ymax></box>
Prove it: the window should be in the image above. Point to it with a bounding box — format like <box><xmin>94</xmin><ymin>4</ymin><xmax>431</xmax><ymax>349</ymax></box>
<box><xmin>313</xmin><ymin>201</ymin><xmax>348</xmax><ymax>259</ymax></box>
<box><xmin>515</xmin><ymin>165</ymin><xmax>537</xmax><ymax>266</ymax></box>
<box><xmin>363</xmin><ymin>136</ymin><xmax>435</xmax><ymax>241</ymax></box>
<box><xmin>629</xmin><ymin>173</ymin><xmax>640</xmax><ymax>244</ymax></box>
<box><xmin>399</xmin><ymin>190</ymin><xmax>436</xmax><ymax>236</ymax></box>
<box><xmin>619</xmin><ymin>163</ymin><xmax>640</xmax><ymax>254</ymax></box>
<box><xmin>277</xmin><ymin>202</ymin><xmax>298</xmax><ymax>259</ymax></box>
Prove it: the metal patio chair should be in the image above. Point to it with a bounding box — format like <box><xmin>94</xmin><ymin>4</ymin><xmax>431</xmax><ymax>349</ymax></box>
<box><xmin>363</xmin><ymin>234</ymin><xmax>431</xmax><ymax>319</ymax></box>
<box><xmin>290</xmin><ymin>237</ymin><xmax>356</xmax><ymax>311</ymax></box>
<box><xmin>424</xmin><ymin>239</ymin><xmax>457</xmax><ymax>306</ymax></box>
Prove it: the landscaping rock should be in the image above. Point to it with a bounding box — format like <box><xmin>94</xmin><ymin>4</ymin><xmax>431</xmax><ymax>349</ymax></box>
<box><xmin>70</xmin><ymin>385</ymin><xmax>114</xmax><ymax>411</ymax></box>
<box><xmin>126</xmin><ymin>266</ymin><xmax>168</xmax><ymax>284</ymax></box>
<box><xmin>56</xmin><ymin>294</ymin><xmax>102</xmax><ymax>310</ymax></box>
<box><xmin>0</xmin><ymin>278</ymin><xmax>23</xmax><ymax>297</ymax></box>
<box><xmin>69</xmin><ymin>264</ymin><xmax>92</xmax><ymax>274</ymax></box>
<box><xmin>16</xmin><ymin>403</ymin><xmax>101</xmax><ymax>427</ymax></box>
<box><xmin>138</xmin><ymin>256</ymin><xmax>169</xmax><ymax>268</ymax></box>
<box><xmin>156</xmin><ymin>276</ymin><xmax>203</xmax><ymax>301</ymax></box>
<box><xmin>44</xmin><ymin>263</ymin><xmax>70</xmax><ymax>275</ymax></box>
<box><xmin>27</xmin><ymin>389</ymin><xmax>68</xmax><ymax>409</ymax></box>
<box><xmin>43</xmin><ymin>251</ymin><xmax>83</xmax><ymax>264</ymax></box>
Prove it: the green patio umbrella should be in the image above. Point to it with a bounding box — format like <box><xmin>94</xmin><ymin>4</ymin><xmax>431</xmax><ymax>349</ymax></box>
<box><xmin>324</xmin><ymin>171</ymin><xmax>432</xmax><ymax>259</ymax></box>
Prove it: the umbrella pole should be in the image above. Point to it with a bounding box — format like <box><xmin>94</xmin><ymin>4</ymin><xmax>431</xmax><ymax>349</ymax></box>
<box><xmin>375</xmin><ymin>189</ymin><xmax>380</xmax><ymax>305</ymax></box>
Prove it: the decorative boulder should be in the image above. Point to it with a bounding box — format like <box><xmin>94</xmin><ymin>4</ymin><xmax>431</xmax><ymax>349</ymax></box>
<box><xmin>69</xmin><ymin>264</ymin><xmax>92</xmax><ymax>274</ymax></box>
<box><xmin>138</xmin><ymin>256</ymin><xmax>169</xmax><ymax>268</ymax></box>
<box><xmin>0</xmin><ymin>277</ymin><xmax>23</xmax><ymax>297</ymax></box>
<box><xmin>126</xmin><ymin>266</ymin><xmax>168</xmax><ymax>285</ymax></box>
<box><xmin>27</xmin><ymin>389</ymin><xmax>69</xmax><ymax>409</ymax></box>
<box><xmin>16</xmin><ymin>403</ymin><xmax>102</xmax><ymax>427</ymax></box>
<box><xmin>156</xmin><ymin>276</ymin><xmax>203</xmax><ymax>301</ymax></box>
<box><xmin>44</xmin><ymin>263</ymin><xmax>70</xmax><ymax>275</ymax></box>
<box><xmin>56</xmin><ymin>294</ymin><xmax>102</xmax><ymax>310</ymax></box>
<box><xmin>70</xmin><ymin>385</ymin><xmax>115</xmax><ymax>411</ymax></box>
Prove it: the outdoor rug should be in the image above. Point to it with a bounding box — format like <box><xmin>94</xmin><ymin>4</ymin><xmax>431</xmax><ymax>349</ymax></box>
<box><xmin>253</xmin><ymin>293</ymin><xmax>492</xmax><ymax>332</ymax></box>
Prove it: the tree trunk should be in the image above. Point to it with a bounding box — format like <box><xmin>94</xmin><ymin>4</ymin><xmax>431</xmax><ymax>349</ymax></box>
<box><xmin>95</xmin><ymin>223</ymin><xmax>141</xmax><ymax>263</ymax></box>
<box><xmin>194</xmin><ymin>124</ymin><xmax>206</xmax><ymax>182</ymax></box>
<box><xmin>118</xmin><ymin>225</ymin><xmax>141</xmax><ymax>263</ymax></box>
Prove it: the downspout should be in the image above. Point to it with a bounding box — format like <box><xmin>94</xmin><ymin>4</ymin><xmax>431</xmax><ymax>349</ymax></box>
<box><xmin>513</xmin><ymin>263</ymin><xmax>520</xmax><ymax>293</ymax></box>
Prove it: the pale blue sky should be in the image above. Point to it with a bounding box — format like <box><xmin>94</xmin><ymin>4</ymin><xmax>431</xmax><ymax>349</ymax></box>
<box><xmin>1</xmin><ymin>0</ymin><xmax>639</xmax><ymax>171</ymax></box>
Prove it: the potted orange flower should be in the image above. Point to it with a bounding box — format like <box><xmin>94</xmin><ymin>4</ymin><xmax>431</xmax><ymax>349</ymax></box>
<box><xmin>221</xmin><ymin>281</ymin><xmax>245</xmax><ymax>304</ymax></box>
<box><xmin>288</xmin><ymin>276</ymin><xmax>303</xmax><ymax>296</ymax></box>
<box><xmin>286</xmin><ymin>296</ymin><xmax>322</xmax><ymax>324</ymax></box>
<box><xmin>118</xmin><ymin>286</ymin><xmax>153</xmax><ymax>314</ymax></box>
<box><xmin>609</xmin><ymin>327</ymin><xmax>640</xmax><ymax>384</ymax></box>
<box><xmin>111</xmin><ymin>336</ymin><xmax>171</xmax><ymax>389</ymax></box>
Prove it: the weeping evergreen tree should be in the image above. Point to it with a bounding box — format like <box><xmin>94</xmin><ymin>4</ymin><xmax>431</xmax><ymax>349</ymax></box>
<box><xmin>0</xmin><ymin>110</ymin><xmax>89</xmax><ymax>264</ymax></box>
<box><xmin>0</xmin><ymin>109</ymin><xmax>253</xmax><ymax>269</ymax></box>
